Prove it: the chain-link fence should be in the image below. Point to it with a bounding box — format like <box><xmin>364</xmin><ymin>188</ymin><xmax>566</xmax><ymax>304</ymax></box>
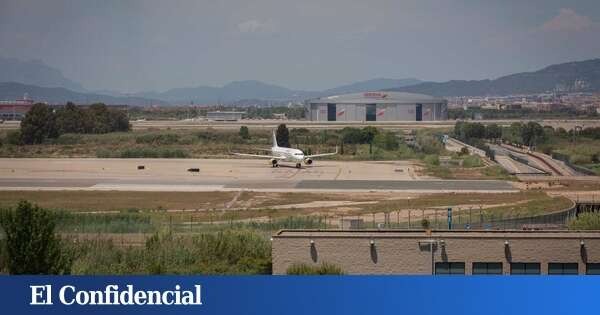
<box><xmin>49</xmin><ymin>202</ymin><xmax>600</xmax><ymax>239</ymax></box>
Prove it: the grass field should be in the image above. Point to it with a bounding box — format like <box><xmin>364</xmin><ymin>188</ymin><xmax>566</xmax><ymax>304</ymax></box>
<box><xmin>0</xmin><ymin>190</ymin><xmax>573</xmax><ymax>233</ymax></box>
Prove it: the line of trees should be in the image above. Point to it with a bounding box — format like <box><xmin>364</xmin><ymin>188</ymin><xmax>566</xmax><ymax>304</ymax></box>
<box><xmin>18</xmin><ymin>102</ymin><xmax>130</xmax><ymax>144</ymax></box>
<box><xmin>454</xmin><ymin>121</ymin><xmax>546</xmax><ymax>148</ymax></box>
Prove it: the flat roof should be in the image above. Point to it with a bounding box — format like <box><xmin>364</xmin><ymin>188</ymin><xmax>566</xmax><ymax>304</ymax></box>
<box><xmin>308</xmin><ymin>91</ymin><xmax>445</xmax><ymax>104</ymax></box>
<box><xmin>274</xmin><ymin>229</ymin><xmax>600</xmax><ymax>239</ymax></box>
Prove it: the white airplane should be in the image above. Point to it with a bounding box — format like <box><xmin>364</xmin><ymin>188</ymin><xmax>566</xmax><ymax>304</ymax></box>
<box><xmin>232</xmin><ymin>131</ymin><xmax>337</xmax><ymax>168</ymax></box>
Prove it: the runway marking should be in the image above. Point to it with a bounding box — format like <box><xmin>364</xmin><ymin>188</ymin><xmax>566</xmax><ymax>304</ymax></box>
<box><xmin>225</xmin><ymin>190</ymin><xmax>244</xmax><ymax>209</ymax></box>
<box><xmin>334</xmin><ymin>166</ymin><xmax>342</xmax><ymax>180</ymax></box>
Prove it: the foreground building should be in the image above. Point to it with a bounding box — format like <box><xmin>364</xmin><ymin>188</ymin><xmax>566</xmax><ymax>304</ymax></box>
<box><xmin>272</xmin><ymin>230</ymin><xmax>600</xmax><ymax>275</ymax></box>
<box><xmin>305</xmin><ymin>91</ymin><xmax>447</xmax><ymax>122</ymax></box>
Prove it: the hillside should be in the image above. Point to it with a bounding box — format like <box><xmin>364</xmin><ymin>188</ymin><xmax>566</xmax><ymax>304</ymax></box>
<box><xmin>0</xmin><ymin>82</ymin><xmax>167</xmax><ymax>106</ymax></box>
<box><xmin>0</xmin><ymin>56</ymin><xmax>86</xmax><ymax>92</ymax></box>
<box><xmin>388</xmin><ymin>58</ymin><xmax>600</xmax><ymax>96</ymax></box>
<box><xmin>322</xmin><ymin>78</ymin><xmax>421</xmax><ymax>95</ymax></box>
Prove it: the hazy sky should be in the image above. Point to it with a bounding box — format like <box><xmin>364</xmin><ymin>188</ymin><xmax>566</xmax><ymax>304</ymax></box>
<box><xmin>1</xmin><ymin>0</ymin><xmax>600</xmax><ymax>93</ymax></box>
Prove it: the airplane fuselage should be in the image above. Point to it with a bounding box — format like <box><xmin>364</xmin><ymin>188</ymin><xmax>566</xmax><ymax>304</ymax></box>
<box><xmin>272</xmin><ymin>146</ymin><xmax>305</xmax><ymax>163</ymax></box>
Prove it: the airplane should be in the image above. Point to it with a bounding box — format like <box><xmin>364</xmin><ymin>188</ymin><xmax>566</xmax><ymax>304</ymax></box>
<box><xmin>232</xmin><ymin>130</ymin><xmax>337</xmax><ymax>168</ymax></box>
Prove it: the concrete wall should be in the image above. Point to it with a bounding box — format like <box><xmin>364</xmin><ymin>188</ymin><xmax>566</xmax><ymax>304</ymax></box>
<box><xmin>272</xmin><ymin>230</ymin><xmax>600</xmax><ymax>275</ymax></box>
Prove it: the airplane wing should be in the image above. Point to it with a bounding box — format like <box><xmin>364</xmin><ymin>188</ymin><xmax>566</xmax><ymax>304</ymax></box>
<box><xmin>306</xmin><ymin>147</ymin><xmax>338</xmax><ymax>159</ymax></box>
<box><xmin>232</xmin><ymin>152</ymin><xmax>286</xmax><ymax>159</ymax></box>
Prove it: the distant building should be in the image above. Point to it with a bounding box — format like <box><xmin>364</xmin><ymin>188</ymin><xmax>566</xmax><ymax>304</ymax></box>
<box><xmin>206</xmin><ymin>111</ymin><xmax>245</xmax><ymax>121</ymax></box>
<box><xmin>0</xmin><ymin>97</ymin><xmax>35</xmax><ymax>120</ymax></box>
<box><xmin>306</xmin><ymin>91</ymin><xmax>447</xmax><ymax>122</ymax></box>
<box><xmin>273</xmin><ymin>113</ymin><xmax>287</xmax><ymax>120</ymax></box>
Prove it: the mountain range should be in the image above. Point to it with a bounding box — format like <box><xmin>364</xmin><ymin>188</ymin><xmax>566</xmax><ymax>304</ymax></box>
<box><xmin>0</xmin><ymin>82</ymin><xmax>169</xmax><ymax>106</ymax></box>
<box><xmin>388</xmin><ymin>58</ymin><xmax>600</xmax><ymax>97</ymax></box>
<box><xmin>0</xmin><ymin>56</ymin><xmax>86</xmax><ymax>92</ymax></box>
<box><xmin>1</xmin><ymin>56</ymin><xmax>599</xmax><ymax>105</ymax></box>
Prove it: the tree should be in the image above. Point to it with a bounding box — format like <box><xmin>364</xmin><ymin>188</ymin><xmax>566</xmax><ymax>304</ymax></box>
<box><xmin>20</xmin><ymin>103</ymin><xmax>58</xmax><ymax>144</ymax></box>
<box><xmin>485</xmin><ymin>124</ymin><xmax>502</xmax><ymax>141</ymax></box>
<box><xmin>88</xmin><ymin>103</ymin><xmax>112</xmax><ymax>133</ymax></box>
<box><xmin>239</xmin><ymin>126</ymin><xmax>250</xmax><ymax>139</ymax></box>
<box><xmin>0</xmin><ymin>201</ymin><xmax>72</xmax><ymax>274</ymax></box>
<box><xmin>361</xmin><ymin>126</ymin><xmax>379</xmax><ymax>154</ymax></box>
<box><xmin>108</xmin><ymin>109</ymin><xmax>131</xmax><ymax>132</ymax></box>
<box><xmin>276</xmin><ymin>124</ymin><xmax>290</xmax><ymax>147</ymax></box>
<box><xmin>55</xmin><ymin>102</ymin><xmax>85</xmax><ymax>134</ymax></box>
<box><xmin>340</xmin><ymin>127</ymin><xmax>363</xmax><ymax>144</ymax></box>
<box><xmin>373</xmin><ymin>131</ymin><xmax>399</xmax><ymax>150</ymax></box>
<box><xmin>521</xmin><ymin>122</ymin><xmax>545</xmax><ymax>147</ymax></box>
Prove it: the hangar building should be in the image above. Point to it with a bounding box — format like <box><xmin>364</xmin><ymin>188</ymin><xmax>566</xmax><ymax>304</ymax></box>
<box><xmin>305</xmin><ymin>91</ymin><xmax>447</xmax><ymax>122</ymax></box>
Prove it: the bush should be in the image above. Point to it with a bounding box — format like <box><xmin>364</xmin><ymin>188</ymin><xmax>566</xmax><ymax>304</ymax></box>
<box><xmin>55</xmin><ymin>133</ymin><xmax>82</xmax><ymax>145</ymax></box>
<box><xmin>286</xmin><ymin>262</ymin><xmax>344</xmax><ymax>275</ymax></box>
<box><xmin>135</xmin><ymin>133</ymin><xmax>180</xmax><ymax>145</ymax></box>
<box><xmin>424</xmin><ymin>154</ymin><xmax>440</xmax><ymax>166</ymax></box>
<box><xmin>373</xmin><ymin>132</ymin><xmax>399</xmax><ymax>151</ymax></box>
<box><xmin>119</xmin><ymin>148</ymin><xmax>189</xmax><ymax>158</ymax></box>
<box><xmin>568</xmin><ymin>212</ymin><xmax>600</xmax><ymax>230</ymax></box>
<box><xmin>5</xmin><ymin>130</ymin><xmax>22</xmax><ymax>145</ymax></box>
<box><xmin>0</xmin><ymin>201</ymin><xmax>72</xmax><ymax>274</ymax></box>
<box><xmin>462</xmin><ymin>155</ymin><xmax>483</xmax><ymax>168</ymax></box>
<box><xmin>71</xmin><ymin>230</ymin><xmax>272</xmax><ymax>275</ymax></box>
<box><xmin>239</xmin><ymin>126</ymin><xmax>250</xmax><ymax>140</ymax></box>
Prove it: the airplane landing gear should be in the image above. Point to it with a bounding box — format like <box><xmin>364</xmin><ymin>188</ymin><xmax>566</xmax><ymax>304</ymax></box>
<box><xmin>295</xmin><ymin>163</ymin><xmax>302</xmax><ymax>169</ymax></box>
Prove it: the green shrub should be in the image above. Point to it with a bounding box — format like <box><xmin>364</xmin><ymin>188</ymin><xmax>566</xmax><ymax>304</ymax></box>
<box><xmin>568</xmin><ymin>212</ymin><xmax>600</xmax><ymax>230</ymax></box>
<box><xmin>570</xmin><ymin>154</ymin><xmax>592</xmax><ymax>165</ymax></box>
<box><xmin>0</xmin><ymin>201</ymin><xmax>72</xmax><ymax>274</ymax></box>
<box><xmin>55</xmin><ymin>133</ymin><xmax>82</xmax><ymax>145</ymax></box>
<box><xmin>71</xmin><ymin>230</ymin><xmax>272</xmax><ymax>275</ymax></box>
<box><xmin>135</xmin><ymin>133</ymin><xmax>180</xmax><ymax>145</ymax></box>
<box><xmin>462</xmin><ymin>155</ymin><xmax>483</xmax><ymax>168</ymax></box>
<box><xmin>424</xmin><ymin>154</ymin><xmax>440</xmax><ymax>166</ymax></box>
<box><xmin>5</xmin><ymin>130</ymin><xmax>22</xmax><ymax>145</ymax></box>
<box><xmin>286</xmin><ymin>262</ymin><xmax>344</xmax><ymax>275</ymax></box>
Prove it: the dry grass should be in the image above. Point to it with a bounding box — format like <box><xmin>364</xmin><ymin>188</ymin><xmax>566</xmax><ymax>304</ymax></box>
<box><xmin>0</xmin><ymin>190</ymin><xmax>571</xmax><ymax>224</ymax></box>
<box><xmin>0</xmin><ymin>191</ymin><xmax>237</xmax><ymax>211</ymax></box>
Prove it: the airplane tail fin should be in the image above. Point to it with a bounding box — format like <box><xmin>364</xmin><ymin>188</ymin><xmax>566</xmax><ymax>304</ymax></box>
<box><xmin>272</xmin><ymin>130</ymin><xmax>279</xmax><ymax>148</ymax></box>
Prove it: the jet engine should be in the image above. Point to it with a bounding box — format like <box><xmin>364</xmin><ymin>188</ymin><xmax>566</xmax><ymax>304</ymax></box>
<box><xmin>303</xmin><ymin>158</ymin><xmax>313</xmax><ymax>165</ymax></box>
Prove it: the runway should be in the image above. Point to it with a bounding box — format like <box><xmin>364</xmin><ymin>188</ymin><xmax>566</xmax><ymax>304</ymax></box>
<box><xmin>0</xmin><ymin>158</ymin><xmax>517</xmax><ymax>193</ymax></box>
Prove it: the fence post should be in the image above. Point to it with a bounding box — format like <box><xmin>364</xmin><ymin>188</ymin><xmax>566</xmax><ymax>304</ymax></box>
<box><xmin>169</xmin><ymin>215</ymin><xmax>173</xmax><ymax>235</ymax></box>
<box><xmin>469</xmin><ymin>207</ymin><xmax>472</xmax><ymax>226</ymax></box>
<box><xmin>372</xmin><ymin>212</ymin><xmax>376</xmax><ymax>229</ymax></box>
<box><xmin>408</xmin><ymin>210</ymin><xmax>411</xmax><ymax>229</ymax></box>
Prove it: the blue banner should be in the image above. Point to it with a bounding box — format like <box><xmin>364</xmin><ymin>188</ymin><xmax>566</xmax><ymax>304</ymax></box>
<box><xmin>0</xmin><ymin>276</ymin><xmax>597</xmax><ymax>314</ymax></box>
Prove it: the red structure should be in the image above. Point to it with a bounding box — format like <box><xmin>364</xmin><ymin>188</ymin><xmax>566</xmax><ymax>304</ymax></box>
<box><xmin>0</xmin><ymin>98</ymin><xmax>35</xmax><ymax>120</ymax></box>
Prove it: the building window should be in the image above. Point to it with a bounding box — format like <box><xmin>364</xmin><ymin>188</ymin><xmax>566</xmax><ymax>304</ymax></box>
<box><xmin>510</xmin><ymin>263</ymin><xmax>540</xmax><ymax>275</ymax></box>
<box><xmin>586</xmin><ymin>263</ymin><xmax>600</xmax><ymax>275</ymax></box>
<box><xmin>435</xmin><ymin>262</ymin><xmax>465</xmax><ymax>275</ymax></box>
<box><xmin>548</xmin><ymin>263</ymin><xmax>578</xmax><ymax>275</ymax></box>
<box><xmin>472</xmin><ymin>262</ymin><xmax>503</xmax><ymax>275</ymax></box>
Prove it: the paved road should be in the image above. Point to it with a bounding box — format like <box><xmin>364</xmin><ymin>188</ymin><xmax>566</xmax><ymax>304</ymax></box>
<box><xmin>4</xmin><ymin>119</ymin><xmax>600</xmax><ymax>131</ymax></box>
<box><xmin>0</xmin><ymin>158</ymin><xmax>517</xmax><ymax>192</ymax></box>
<box><xmin>0</xmin><ymin>177</ymin><xmax>517</xmax><ymax>192</ymax></box>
